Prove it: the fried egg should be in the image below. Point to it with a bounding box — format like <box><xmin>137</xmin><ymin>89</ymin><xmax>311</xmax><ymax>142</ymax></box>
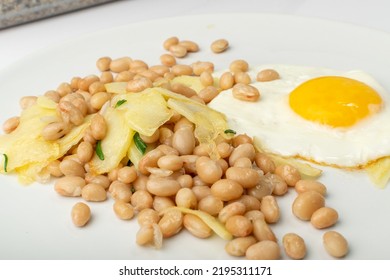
<box><xmin>208</xmin><ymin>64</ymin><xmax>390</xmax><ymax>168</ymax></box>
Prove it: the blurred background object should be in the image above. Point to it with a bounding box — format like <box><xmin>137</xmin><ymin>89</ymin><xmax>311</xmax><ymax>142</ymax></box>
<box><xmin>0</xmin><ymin>0</ymin><xmax>117</xmax><ymax>29</ymax></box>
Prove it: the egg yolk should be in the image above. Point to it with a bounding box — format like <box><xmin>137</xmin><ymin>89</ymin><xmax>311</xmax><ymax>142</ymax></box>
<box><xmin>289</xmin><ymin>76</ymin><xmax>383</xmax><ymax>127</ymax></box>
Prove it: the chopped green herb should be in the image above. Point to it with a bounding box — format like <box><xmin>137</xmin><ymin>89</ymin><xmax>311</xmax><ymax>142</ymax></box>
<box><xmin>134</xmin><ymin>132</ymin><xmax>147</xmax><ymax>155</ymax></box>
<box><xmin>224</xmin><ymin>129</ymin><xmax>237</xmax><ymax>135</ymax></box>
<box><xmin>3</xmin><ymin>154</ymin><xmax>8</xmax><ymax>173</ymax></box>
<box><xmin>115</xmin><ymin>99</ymin><xmax>127</xmax><ymax>108</ymax></box>
<box><xmin>96</xmin><ymin>140</ymin><xmax>105</xmax><ymax>160</ymax></box>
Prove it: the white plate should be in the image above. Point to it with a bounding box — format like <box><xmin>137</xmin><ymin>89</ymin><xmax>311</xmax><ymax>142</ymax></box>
<box><xmin>1</xmin><ymin>13</ymin><xmax>390</xmax><ymax>260</ymax></box>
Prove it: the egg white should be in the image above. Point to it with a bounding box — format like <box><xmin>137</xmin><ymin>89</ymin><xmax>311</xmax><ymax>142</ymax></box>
<box><xmin>209</xmin><ymin>64</ymin><xmax>390</xmax><ymax>168</ymax></box>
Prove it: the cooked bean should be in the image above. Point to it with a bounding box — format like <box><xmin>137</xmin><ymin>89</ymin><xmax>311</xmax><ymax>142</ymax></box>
<box><xmin>256</xmin><ymin>69</ymin><xmax>280</xmax><ymax>82</ymax></box>
<box><xmin>160</xmin><ymin>54</ymin><xmax>176</xmax><ymax>67</ymax></box>
<box><xmin>109</xmin><ymin>181</ymin><xmax>132</xmax><ymax>202</ymax></box>
<box><xmin>233</xmin><ymin>157</ymin><xmax>252</xmax><ymax>168</ymax></box>
<box><xmin>146</xmin><ymin>177</ymin><xmax>181</xmax><ymax>197</ymax></box>
<box><xmin>59</xmin><ymin>159</ymin><xmax>85</xmax><ymax>178</ymax></box>
<box><xmin>44</xmin><ymin>90</ymin><xmax>61</xmax><ymax>103</ymax></box>
<box><xmin>157</xmin><ymin>154</ymin><xmax>183</xmax><ymax>172</ymax></box>
<box><xmin>179</xmin><ymin>40</ymin><xmax>199</xmax><ymax>52</ymax></box>
<box><xmin>232</xmin><ymin>134</ymin><xmax>252</xmax><ymax>147</ymax></box>
<box><xmin>126</xmin><ymin>77</ymin><xmax>153</xmax><ymax>92</ymax></box>
<box><xmin>41</xmin><ymin>121</ymin><xmax>70</xmax><ymax>141</ymax></box>
<box><xmin>219</xmin><ymin>72</ymin><xmax>234</xmax><ymax>90</ymax></box>
<box><xmin>225</xmin><ymin>167</ymin><xmax>260</xmax><ymax>188</ymax></box>
<box><xmin>157</xmin><ymin>144</ymin><xmax>179</xmax><ymax>156</ymax></box>
<box><xmin>244</xmin><ymin>210</ymin><xmax>265</xmax><ymax>222</ymax></box>
<box><xmin>218</xmin><ymin>202</ymin><xmax>246</xmax><ymax>224</ymax></box>
<box><xmin>82</xmin><ymin>183</ymin><xmax>107</xmax><ymax>202</ymax></box>
<box><xmin>172</xmin><ymin>127</ymin><xmax>196</xmax><ymax>155</ymax></box>
<box><xmin>163</xmin><ymin>36</ymin><xmax>179</xmax><ymax>50</ymax></box>
<box><xmin>171</xmin><ymin>64</ymin><xmax>193</xmax><ymax>76</ymax></box>
<box><xmin>211</xmin><ymin>39</ymin><xmax>229</xmax><ymax>53</ymax></box>
<box><xmin>257</xmin><ymin>173</ymin><xmax>287</xmax><ymax>197</ymax></box>
<box><xmin>198</xmin><ymin>195</ymin><xmax>223</xmax><ymax>216</ymax></box>
<box><xmin>311</xmin><ymin>207</ymin><xmax>338</xmax><ymax>229</ymax></box>
<box><xmin>96</xmin><ymin>56</ymin><xmax>111</xmax><ymax>71</ymax></box>
<box><xmin>131</xmin><ymin>190</ymin><xmax>153</xmax><ymax>211</ymax></box>
<box><xmin>90</xmin><ymin>114</ymin><xmax>106</xmax><ymax>140</ymax></box>
<box><xmin>232</xmin><ymin>83</ymin><xmax>260</xmax><ymax>102</ymax></box>
<box><xmin>196</xmin><ymin>156</ymin><xmax>223</xmax><ymax>184</ymax></box>
<box><xmin>181</xmin><ymin>155</ymin><xmax>199</xmax><ymax>174</ymax></box>
<box><xmin>275</xmin><ymin>164</ymin><xmax>301</xmax><ymax>187</ymax></box>
<box><xmin>175</xmin><ymin>188</ymin><xmax>197</xmax><ymax>209</ymax></box>
<box><xmin>192</xmin><ymin>61</ymin><xmax>214</xmax><ymax>76</ymax></box>
<box><xmin>282</xmin><ymin>233</ymin><xmax>307</xmax><ymax>259</ymax></box>
<box><xmin>47</xmin><ymin>160</ymin><xmax>63</xmax><ymax>177</ymax></box>
<box><xmin>260</xmin><ymin>195</ymin><xmax>280</xmax><ymax>224</ymax></box>
<box><xmin>169</xmin><ymin>44</ymin><xmax>187</xmax><ymax>58</ymax></box>
<box><xmin>193</xmin><ymin>144</ymin><xmax>211</xmax><ymax>156</ymax></box>
<box><xmin>225</xmin><ymin>236</ymin><xmax>256</xmax><ymax>256</ymax></box>
<box><xmin>234</xmin><ymin>71</ymin><xmax>251</xmax><ymax>84</ymax></box>
<box><xmin>100</xmin><ymin>71</ymin><xmax>114</xmax><ymax>83</ymax></box>
<box><xmin>198</xmin><ymin>86</ymin><xmax>219</xmax><ymax>103</ymax></box>
<box><xmin>88</xmin><ymin>81</ymin><xmax>106</xmax><ymax>95</ymax></box>
<box><xmin>216</xmin><ymin>142</ymin><xmax>233</xmax><ymax>158</ymax></box>
<box><xmin>70</xmin><ymin>77</ymin><xmax>81</xmax><ymax>90</ymax></box>
<box><xmin>229</xmin><ymin>143</ymin><xmax>256</xmax><ymax>166</ymax></box>
<box><xmin>323</xmin><ymin>231</ymin><xmax>349</xmax><ymax>258</ymax></box>
<box><xmin>152</xmin><ymin>196</ymin><xmax>175</xmax><ymax>212</ymax></box>
<box><xmin>117</xmin><ymin>166</ymin><xmax>138</xmax><ymax>184</ymax></box>
<box><xmin>87</xmin><ymin>174</ymin><xmax>110</xmax><ymax>190</ymax></box>
<box><xmin>174</xmin><ymin>117</ymin><xmax>194</xmax><ymax>132</ymax></box>
<box><xmin>71</xmin><ymin>202</ymin><xmax>91</xmax><ymax>227</ymax></box>
<box><xmin>19</xmin><ymin>96</ymin><xmax>37</xmax><ymax>110</ymax></box>
<box><xmin>252</xmin><ymin>218</ymin><xmax>277</xmax><ymax>242</ymax></box>
<box><xmin>191</xmin><ymin>185</ymin><xmax>212</xmax><ymax>201</ymax></box>
<box><xmin>77</xmin><ymin>141</ymin><xmax>93</xmax><ymax>163</ymax></box>
<box><xmin>231</xmin><ymin>195</ymin><xmax>261</xmax><ymax>211</ymax></box>
<box><xmin>107</xmin><ymin>165</ymin><xmax>121</xmax><ymax>182</ymax></box>
<box><xmin>59</xmin><ymin>100</ymin><xmax>84</xmax><ymax>125</ymax></box>
<box><xmin>136</xmin><ymin>224</ymin><xmax>154</xmax><ymax>246</ymax></box>
<box><xmin>247</xmin><ymin>181</ymin><xmax>273</xmax><ymax>200</ymax></box>
<box><xmin>138</xmin><ymin>148</ymin><xmax>165</xmax><ymax>175</ymax></box>
<box><xmin>176</xmin><ymin>174</ymin><xmax>193</xmax><ymax>189</ymax></box>
<box><xmin>183</xmin><ymin>214</ymin><xmax>212</xmax><ymax>239</ymax></box>
<box><xmin>137</xmin><ymin>208</ymin><xmax>160</xmax><ymax>226</ymax></box>
<box><xmin>292</xmin><ymin>191</ymin><xmax>325</xmax><ymax>221</ymax></box>
<box><xmin>149</xmin><ymin>65</ymin><xmax>170</xmax><ymax>76</ymax></box>
<box><xmin>158</xmin><ymin>209</ymin><xmax>183</xmax><ymax>238</ymax></box>
<box><xmin>211</xmin><ymin>179</ymin><xmax>243</xmax><ymax>201</ymax></box>
<box><xmin>110</xmin><ymin>57</ymin><xmax>130</xmax><ymax>73</ymax></box>
<box><xmin>57</xmin><ymin>82</ymin><xmax>73</xmax><ymax>96</ymax></box>
<box><xmin>254</xmin><ymin>153</ymin><xmax>275</xmax><ymax>174</ymax></box>
<box><xmin>230</xmin><ymin>59</ymin><xmax>249</xmax><ymax>73</ymax></box>
<box><xmin>54</xmin><ymin>176</ymin><xmax>85</xmax><ymax>197</ymax></box>
<box><xmin>225</xmin><ymin>215</ymin><xmax>253</xmax><ymax>237</ymax></box>
<box><xmin>78</xmin><ymin>75</ymin><xmax>99</xmax><ymax>92</ymax></box>
<box><xmin>246</xmin><ymin>240</ymin><xmax>280</xmax><ymax>260</ymax></box>
<box><xmin>115</xmin><ymin>71</ymin><xmax>135</xmax><ymax>82</ymax></box>
<box><xmin>3</xmin><ymin>116</ymin><xmax>20</xmax><ymax>134</ymax></box>
<box><xmin>200</xmin><ymin>71</ymin><xmax>214</xmax><ymax>87</ymax></box>
<box><xmin>113</xmin><ymin>201</ymin><xmax>134</xmax><ymax>220</ymax></box>
<box><xmin>170</xmin><ymin>83</ymin><xmax>197</xmax><ymax>98</ymax></box>
<box><xmin>295</xmin><ymin>179</ymin><xmax>327</xmax><ymax>196</ymax></box>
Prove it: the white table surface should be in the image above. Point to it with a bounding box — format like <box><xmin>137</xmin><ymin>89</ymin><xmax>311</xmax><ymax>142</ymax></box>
<box><xmin>1</xmin><ymin>0</ymin><xmax>390</xmax><ymax>73</ymax></box>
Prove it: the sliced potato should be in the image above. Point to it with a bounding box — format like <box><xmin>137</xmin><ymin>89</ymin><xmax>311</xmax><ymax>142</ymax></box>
<box><xmin>366</xmin><ymin>157</ymin><xmax>390</xmax><ymax>188</ymax></box>
<box><xmin>89</xmin><ymin>108</ymin><xmax>134</xmax><ymax>175</ymax></box>
<box><xmin>253</xmin><ymin>137</ymin><xmax>322</xmax><ymax>178</ymax></box>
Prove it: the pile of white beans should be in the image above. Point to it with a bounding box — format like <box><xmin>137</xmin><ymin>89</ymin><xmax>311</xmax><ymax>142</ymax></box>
<box><xmin>1</xmin><ymin>37</ymin><xmax>349</xmax><ymax>259</ymax></box>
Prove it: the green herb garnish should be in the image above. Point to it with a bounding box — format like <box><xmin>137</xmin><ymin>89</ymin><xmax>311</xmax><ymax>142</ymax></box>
<box><xmin>224</xmin><ymin>129</ymin><xmax>237</xmax><ymax>135</ymax></box>
<box><xmin>3</xmin><ymin>154</ymin><xmax>8</xmax><ymax>172</ymax></box>
<box><xmin>133</xmin><ymin>132</ymin><xmax>147</xmax><ymax>155</ymax></box>
<box><xmin>115</xmin><ymin>99</ymin><xmax>127</xmax><ymax>108</ymax></box>
<box><xmin>96</xmin><ymin>140</ymin><xmax>105</xmax><ymax>160</ymax></box>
